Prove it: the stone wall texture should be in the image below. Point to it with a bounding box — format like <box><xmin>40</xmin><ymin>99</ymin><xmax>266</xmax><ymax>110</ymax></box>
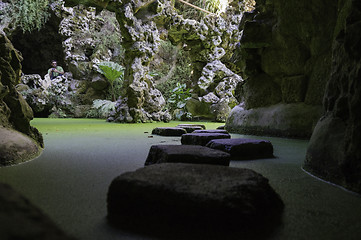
<box><xmin>304</xmin><ymin>0</ymin><xmax>361</xmax><ymax>194</ymax></box>
<box><xmin>227</xmin><ymin>0</ymin><xmax>338</xmax><ymax>138</ymax></box>
<box><xmin>0</xmin><ymin>31</ymin><xmax>43</xmax><ymax>147</ymax></box>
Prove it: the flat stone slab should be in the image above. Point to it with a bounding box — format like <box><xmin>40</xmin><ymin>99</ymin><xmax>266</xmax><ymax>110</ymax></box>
<box><xmin>176</xmin><ymin>124</ymin><xmax>205</xmax><ymax>133</ymax></box>
<box><xmin>107</xmin><ymin>163</ymin><xmax>284</xmax><ymax>238</ymax></box>
<box><xmin>0</xmin><ymin>183</ymin><xmax>75</xmax><ymax>240</ymax></box>
<box><xmin>206</xmin><ymin>138</ymin><xmax>274</xmax><ymax>160</ymax></box>
<box><xmin>193</xmin><ymin>129</ymin><xmax>229</xmax><ymax>134</ymax></box>
<box><xmin>145</xmin><ymin>145</ymin><xmax>231</xmax><ymax>166</ymax></box>
<box><xmin>152</xmin><ymin>127</ymin><xmax>187</xmax><ymax>136</ymax></box>
<box><xmin>181</xmin><ymin>132</ymin><xmax>231</xmax><ymax>146</ymax></box>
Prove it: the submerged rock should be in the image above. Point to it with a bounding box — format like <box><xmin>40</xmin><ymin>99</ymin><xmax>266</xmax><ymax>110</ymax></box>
<box><xmin>145</xmin><ymin>145</ymin><xmax>230</xmax><ymax>166</ymax></box>
<box><xmin>206</xmin><ymin>138</ymin><xmax>274</xmax><ymax>160</ymax></box>
<box><xmin>107</xmin><ymin>163</ymin><xmax>284</xmax><ymax>239</ymax></box>
<box><xmin>0</xmin><ymin>183</ymin><xmax>75</xmax><ymax>240</ymax></box>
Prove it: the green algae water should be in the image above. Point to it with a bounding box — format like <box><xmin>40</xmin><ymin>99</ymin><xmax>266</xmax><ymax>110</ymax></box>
<box><xmin>0</xmin><ymin>118</ymin><xmax>361</xmax><ymax>240</ymax></box>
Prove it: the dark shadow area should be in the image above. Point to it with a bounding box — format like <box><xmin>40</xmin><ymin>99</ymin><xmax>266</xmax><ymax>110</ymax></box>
<box><xmin>107</xmin><ymin>214</ymin><xmax>283</xmax><ymax>240</ymax></box>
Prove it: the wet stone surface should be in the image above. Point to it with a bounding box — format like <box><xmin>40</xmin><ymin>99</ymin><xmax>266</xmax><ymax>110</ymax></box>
<box><xmin>107</xmin><ymin>163</ymin><xmax>284</xmax><ymax>239</ymax></box>
<box><xmin>181</xmin><ymin>132</ymin><xmax>231</xmax><ymax>146</ymax></box>
<box><xmin>152</xmin><ymin>127</ymin><xmax>187</xmax><ymax>136</ymax></box>
<box><xmin>145</xmin><ymin>144</ymin><xmax>231</xmax><ymax>166</ymax></box>
<box><xmin>206</xmin><ymin>138</ymin><xmax>274</xmax><ymax>160</ymax></box>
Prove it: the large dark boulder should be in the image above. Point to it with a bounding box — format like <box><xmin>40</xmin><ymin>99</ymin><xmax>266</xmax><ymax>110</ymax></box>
<box><xmin>181</xmin><ymin>132</ymin><xmax>231</xmax><ymax>146</ymax></box>
<box><xmin>206</xmin><ymin>138</ymin><xmax>274</xmax><ymax>160</ymax></box>
<box><xmin>107</xmin><ymin>163</ymin><xmax>284</xmax><ymax>239</ymax></box>
<box><xmin>304</xmin><ymin>0</ymin><xmax>361</xmax><ymax>194</ymax></box>
<box><xmin>145</xmin><ymin>145</ymin><xmax>231</xmax><ymax>166</ymax></box>
<box><xmin>0</xmin><ymin>183</ymin><xmax>75</xmax><ymax>240</ymax></box>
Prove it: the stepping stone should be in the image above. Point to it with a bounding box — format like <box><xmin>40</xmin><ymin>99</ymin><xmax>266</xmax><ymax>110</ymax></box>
<box><xmin>0</xmin><ymin>183</ymin><xmax>75</xmax><ymax>240</ymax></box>
<box><xmin>145</xmin><ymin>145</ymin><xmax>231</xmax><ymax>166</ymax></box>
<box><xmin>181</xmin><ymin>132</ymin><xmax>231</xmax><ymax>146</ymax></box>
<box><xmin>217</xmin><ymin>125</ymin><xmax>225</xmax><ymax>130</ymax></box>
<box><xmin>107</xmin><ymin>163</ymin><xmax>284</xmax><ymax>238</ymax></box>
<box><xmin>193</xmin><ymin>129</ymin><xmax>229</xmax><ymax>134</ymax></box>
<box><xmin>176</xmin><ymin>124</ymin><xmax>206</xmax><ymax>133</ymax></box>
<box><xmin>206</xmin><ymin>138</ymin><xmax>274</xmax><ymax>160</ymax></box>
<box><xmin>152</xmin><ymin>127</ymin><xmax>187</xmax><ymax>136</ymax></box>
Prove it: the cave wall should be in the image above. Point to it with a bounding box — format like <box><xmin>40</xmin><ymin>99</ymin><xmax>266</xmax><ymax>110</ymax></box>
<box><xmin>304</xmin><ymin>0</ymin><xmax>361</xmax><ymax>194</ymax></box>
<box><xmin>226</xmin><ymin>0</ymin><xmax>338</xmax><ymax>138</ymax></box>
<box><xmin>0</xmin><ymin>31</ymin><xmax>43</xmax><ymax>146</ymax></box>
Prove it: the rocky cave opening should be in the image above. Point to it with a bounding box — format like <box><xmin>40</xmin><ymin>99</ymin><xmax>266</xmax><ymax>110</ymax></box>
<box><xmin>9</xmin><ymin>13</ymin><xmax>66</xmax><ymax>77</ymax></box>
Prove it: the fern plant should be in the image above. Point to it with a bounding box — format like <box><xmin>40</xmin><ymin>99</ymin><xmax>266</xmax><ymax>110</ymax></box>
<box><xmin>97</xmin><ymin>61</ymin><xmax>125</xmax><ymax>101</ymax></box>
<box><xmin>4</xmin><ymin>0</ymin><xmax>50</xmax><ymax>33</ymax></box>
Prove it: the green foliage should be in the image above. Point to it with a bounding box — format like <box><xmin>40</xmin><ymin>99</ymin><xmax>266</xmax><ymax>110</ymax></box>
<box><xmin>86</xmin><ymin>99</ymin><xmax>116</xmax><ymax>119</ymax></box>
<box><xmin>154</xmin><ymin>40</ymin><xmax>192</xmax><ymax>101</ymax></box>
<box><xmin>2</xmin><ymin>0</ymin><xmax>50</xmax><ymax>33</ymax></box>
<box><xmin>97</xmin><ymin>61</ymin><xmax>124</xmax><ymax>101</ymax></box>
<box><xmin>168</xmin><ymin>83</ymin><xmax>192</xmax><ymax>110</ymax></box>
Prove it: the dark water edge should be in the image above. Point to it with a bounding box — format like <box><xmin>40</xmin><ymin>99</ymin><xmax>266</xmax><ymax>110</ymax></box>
<box><xmin>0</xmin><ymin>118</ymin><xmax>360</xmax><ymax>240</ymax></box>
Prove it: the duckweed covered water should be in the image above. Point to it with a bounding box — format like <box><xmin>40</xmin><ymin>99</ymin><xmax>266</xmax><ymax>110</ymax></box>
<box><xmin>0</xmin><ymin>118</ymin><xmax>360</xmax><ymax>240</ymax></box>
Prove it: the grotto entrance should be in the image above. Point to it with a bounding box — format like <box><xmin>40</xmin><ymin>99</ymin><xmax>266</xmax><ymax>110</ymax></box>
<box><xmin>10</xmin><ymin>13</ymin><xmax>66</xmax><ymax>77</ymax></box>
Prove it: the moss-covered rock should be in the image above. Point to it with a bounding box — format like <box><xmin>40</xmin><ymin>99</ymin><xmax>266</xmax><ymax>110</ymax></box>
<box><xmin>0</xmin><ymin>31</ymin><xmax>43</xmax><ymax>165</ymax></box>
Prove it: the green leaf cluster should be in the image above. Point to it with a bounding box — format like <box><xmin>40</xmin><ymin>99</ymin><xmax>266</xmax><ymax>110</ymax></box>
<box><xmin>97</xmin><ymin>61</ymin><xmax>125</xmax><ymax>101</ymax></box>
<box><xmin>168</xmin><ymin>83</ymin><xmax>192</xmax><ymax>110</ymax></box>
<box><xmin>2</xmin><ymin>0</ymin><xmax>50</xmax><ymax>33</ymax></box>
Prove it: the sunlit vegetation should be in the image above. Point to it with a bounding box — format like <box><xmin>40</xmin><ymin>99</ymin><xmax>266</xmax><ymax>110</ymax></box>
<box><xmin>177</xmin><ymin>0</ymin><xmax>256</xmax><ymax>20</ymax></box>
<box><xmin>1</xmin><ymin>0</ymin><xmax>50</xmax><ymax>33</ymax></box>
<box><xmin>97</xmin><ymin>61</ymin><xmax>124</xmax><ymax>102</ymax></box>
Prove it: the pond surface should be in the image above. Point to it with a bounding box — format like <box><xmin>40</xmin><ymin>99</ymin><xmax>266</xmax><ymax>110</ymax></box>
<box><xmin>0</xmin><ymin>118</ymin><xmax>360</xmax><ymax>240</ymax></box>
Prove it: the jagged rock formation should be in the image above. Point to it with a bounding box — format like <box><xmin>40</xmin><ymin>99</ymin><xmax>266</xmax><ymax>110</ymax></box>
<box><xmin>65</xmin><ymin>0</ymin><xmax>244</xmax><ymax>122</ymax></box>
<box><xmin>227</xmin><ymin>0</ymin><xmax>337</xmax><ymax>137</ymax></box>
<box><xmin>0</xmin><ymin>31</ymin><xmax>43</xmax><ymax>165</ymax></box>
<box><xmin>165</xmin><ymin>6</ymin><xmax>244</xmax><ymax>122</ymax></box>
<box><xmin>2</xmin><ymin>1</ymin><xmax>125</xmax><ymax>117</ymax></box>
<box><xmin>304</xmin><ymin>0</ymin><xmax>361</xmax><ymax>194</ymax></box>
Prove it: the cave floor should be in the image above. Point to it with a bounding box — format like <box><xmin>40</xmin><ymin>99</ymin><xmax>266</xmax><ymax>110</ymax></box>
<box><xmin>0</xmin><ymin>118</ymin><xmax>361</xmax><ymax>240</ymax></box>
